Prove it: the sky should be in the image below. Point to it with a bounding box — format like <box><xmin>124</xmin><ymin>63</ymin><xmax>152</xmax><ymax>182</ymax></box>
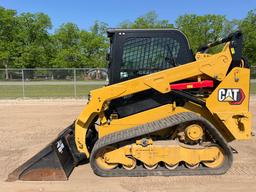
<box><xmin>0</xmin><ymin>0</ymin><xmax>255</xmax><ymax>32</ymax></box>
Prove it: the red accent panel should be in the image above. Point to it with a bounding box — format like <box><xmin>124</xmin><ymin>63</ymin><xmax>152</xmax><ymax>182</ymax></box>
<box><xmin>229</xmin><ymin>89</ymin><xmax>245</xmax><ymax>105</ymax></box>
<box><xmin>170</xmin><ymin>80</ymin><xmax>214</xmax><ymax>90</ymax></box>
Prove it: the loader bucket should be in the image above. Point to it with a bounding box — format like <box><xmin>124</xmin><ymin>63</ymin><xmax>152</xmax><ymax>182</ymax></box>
<box><xmin>7</xmin><ymin>124</ymin><xmax>78</xmax><ymax>181</ymax></box>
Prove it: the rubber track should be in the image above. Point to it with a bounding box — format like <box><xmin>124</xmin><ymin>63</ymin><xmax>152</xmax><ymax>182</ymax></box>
<box><xmin>90</xmin><ymin>112</ymin><xmax>233</xmax><ymax>177</ymax></box>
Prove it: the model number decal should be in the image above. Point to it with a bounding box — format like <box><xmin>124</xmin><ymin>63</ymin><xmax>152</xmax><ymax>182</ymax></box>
<box><xmin>218</xmin><ymin>88</ymin><xmax>245</xmax><ymax>105</ymax></box>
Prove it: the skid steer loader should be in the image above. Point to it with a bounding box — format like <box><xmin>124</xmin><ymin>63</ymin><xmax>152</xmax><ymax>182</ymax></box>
<box><xmin>8</xmin><ymin>29</ymin><xmax>252</xmax><ymax>181</ymax></box>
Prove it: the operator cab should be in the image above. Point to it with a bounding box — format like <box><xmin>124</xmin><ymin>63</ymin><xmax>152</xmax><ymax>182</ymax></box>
<box><xmin>107</xmin><ymin>29</ymin><xmax>195</xmax><ymax>85</ymax></box>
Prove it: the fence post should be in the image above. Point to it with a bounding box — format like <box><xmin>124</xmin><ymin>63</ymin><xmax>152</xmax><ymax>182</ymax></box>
<box><xmin>21</xmin><ymin>69</ymin><xmax>25</xmax><ymax>98</ymax></box>
<box><xmin>73</xmin><ymin>68</ymin><xmax>77</xmax><ymax>97</ymax></box>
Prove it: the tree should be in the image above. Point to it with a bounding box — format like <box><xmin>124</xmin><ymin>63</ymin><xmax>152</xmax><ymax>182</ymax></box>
<box><xmin>80</xmin><ymin>30</ymin><xmax>108</xmax><ymax>67</ymax></box>
<box><xmin>119</xmin><ymin>11</ymin><xmax>174</xmax><ymax>28</ymax></box>
<box><xmin>0</xmin><ymin>6</ymin><xmax>255</xmax><ymax>70</ymax></box>
<box><xmin>51</xmin><ymin>23</ymin><xmax>108</xmax><ymax>68</ymax></box>
<box><xmin>90</xmin><ymin>20</ymin><xmax>109</xmax><ymax>36</ymax></box>
<box><xmin>51</xmin><ymin>23</ymin><xmax>82</xmax><ymax>67</ymax></box>
<box><xmin>0</xmin><ymin>7</ymin><xmax>19</xmax><ymax>78</ymax></box>
<box><xmin>175</xmin><ymin>14</ymin><xmax>233</xmax><ymax>52</ymax></box>
<box><xmin>239</xmin><ymin>10</ymin><xmax>256</xmax><ymax>66</ymax></box>
<box><xmin>13</xmin><ymin>12</ymin><xmax>52</xmax><ymax>68</ymax></box>
<box><xmin>53</xmin><ymin>23</ymin><xmax>80</xmax><ymax>49</ymax></box>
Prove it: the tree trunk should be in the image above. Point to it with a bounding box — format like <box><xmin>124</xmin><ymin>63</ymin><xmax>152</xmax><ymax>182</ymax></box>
<box><xmin>4</xmin><ymin>60</ymin><xmax>8</xmax><ymax>80</ymax></box>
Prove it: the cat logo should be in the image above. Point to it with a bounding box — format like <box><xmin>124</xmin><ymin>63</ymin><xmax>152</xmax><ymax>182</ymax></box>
<box><xmin>218</xmin><ymin>88</ymin><xmax>245</xmax><ymax>105</ymax></box>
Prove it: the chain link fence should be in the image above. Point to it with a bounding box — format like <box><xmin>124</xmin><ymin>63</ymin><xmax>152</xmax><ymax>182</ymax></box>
<box><xmin>0</xmin><ymin>68</ymin><xmax>107</xmax><ymax>98</ymax></box>
<box><xmin>0</xmin><ymin>67</ymin><xmax>255</xmax><ymax>99</ymax></box>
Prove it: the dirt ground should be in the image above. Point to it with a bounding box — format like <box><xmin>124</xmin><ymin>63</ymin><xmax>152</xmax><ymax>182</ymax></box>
<box><xmin>0</xmin><ymin>97</ymin><xmax>255</xmax><ymax>192</ymax></box>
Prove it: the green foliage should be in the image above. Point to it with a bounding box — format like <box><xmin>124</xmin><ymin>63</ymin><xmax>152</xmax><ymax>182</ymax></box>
<box><xmin>90</xmin><ymin>20</ymin><xmax>109</xmax><ymax>36</ymax></box>
<box><xmin>119</xmin><ymin>11</ymin><xmax>174</xmax><ymax>28</ymax></box>
<box><xmin>14</xmin><ymin>13</ymin><xmax>53</xmax><ymax>68</ymax></box>
<box><xmin>239</xmin><ymin>10</ymin><xmax>256</xmax><ymax>66</ymax></box>
<box><xmin>0</xmin><ymin>7</ymin><xmax>18</xmax><ymax>69</ymax></box>
<box><xmin>0</xmin><ymin>6</ymin><xmax>108</xmax><ymax>69</ymax></box>
<box><xmin>0</xmin><ymin>8</ymin><xmax>53</xmax><ymax>69</ymax></box>
<box><xmin>53</xmin><ymin>23</ymin><xmax>80</xmax><ymax>49</ymax></box>
<box><xmin>51</xmin><ymin>23</ymin><xmax>108</xmax><ymax>68</ymax></box>
<box><xmin>175</xmin><ymin>14</ymin><xmax>234</xmax><ymax>52</ymax></box>
<box><xmin>0</xmin><ymin>7</ymin><xmax>255</xmax><ymax>69</ymax></box>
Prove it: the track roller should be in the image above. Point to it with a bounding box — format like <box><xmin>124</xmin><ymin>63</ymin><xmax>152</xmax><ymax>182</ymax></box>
<box><xmin>185</xmin><ymin>162</ymin><xmax>200</xmax><ymax>169</ymax></box>
<box><xmin>165</xmin><ymin>163</ymin><xmax>179</xmax><ymax>170</ymax></box>
<box><xmin>144</xmin><ymin>163</ymin><xmax>158</xmax><ymax>170</ymax></box>
<box><xmin>95</xmin><ymin>146</ymin><xmax>118</xmax><ymax>170</ymax></box>
<box><xmin>122</xmin><ymin>157</ymin><xmax>137</xmax><ymax>170</ymax></box>
<box><xmin>202</xmin><ymin>146</ymin><xmax>225</xmax><ymax>168</ymax></box>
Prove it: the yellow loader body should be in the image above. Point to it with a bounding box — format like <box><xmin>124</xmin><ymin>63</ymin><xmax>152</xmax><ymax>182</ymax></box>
<box><xmin>8</xmin><ymin>30</ymin><xmax>252</xmax><ymax>180</ymax></box>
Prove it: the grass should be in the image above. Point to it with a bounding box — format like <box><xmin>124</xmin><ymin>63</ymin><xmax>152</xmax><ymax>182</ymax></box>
<box><xmin>0</xmin><ymin>84</ymin><xmax>102</xmax><ymax>98</ymax></box>
<box><xmin>0</xmin><ymin>82</ymin><xmax>255</xmax><ymax>99</ymax></box>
